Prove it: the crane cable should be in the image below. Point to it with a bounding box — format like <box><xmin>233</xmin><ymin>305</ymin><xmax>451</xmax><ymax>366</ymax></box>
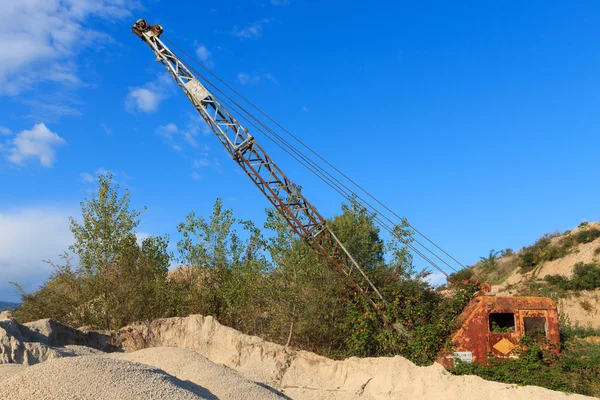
<box><xmin>163</xmin><ymin>36</ymin><xmax>468</xmax><ymax>273</ymax></box>
<box><xmin>175</xmin><ymin>46</ymin><xmax>456</xmax><ymax>278</ymax></box>
<box><xmin>186</xmin><ymin>62</ymin><xmax>456</xmax><ymax>277</ymax></box>
<box><xmin>205</xmin><ymin>87</ymin><xmax>451</xmax><ymax>278</ymax></box>
<box><xmin>162</xmin><ymin>37</ymin><xmax>467</xmax><ymax>278</ymax></box>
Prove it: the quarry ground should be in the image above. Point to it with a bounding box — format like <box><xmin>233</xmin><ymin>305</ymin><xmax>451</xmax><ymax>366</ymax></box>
<box><xmin>0</xmin><ymin>312</ymin><xmax>595</xmax><ymax>400</ymax></box>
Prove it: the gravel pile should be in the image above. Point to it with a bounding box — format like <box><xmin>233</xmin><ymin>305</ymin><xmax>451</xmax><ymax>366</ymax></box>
<box><xmin>111</xmin><ymin>346</ymin><xmax>288</xmax><ymax>399</ymax></box>
<box><xmin>0</xmin><ymin>356</ymin><xmax>212</xmax><ymax>400</ymax></box>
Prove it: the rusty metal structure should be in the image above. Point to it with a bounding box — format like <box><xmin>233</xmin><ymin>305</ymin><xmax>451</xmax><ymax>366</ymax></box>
<box><xmin>132</xmin><ymin>19</ymin><xmax>561</xmax><ymax>366</ymax></box>
<box><xmin>438</xmin><ymin>294</ymin><xmax>560</xmax><ymax>367</ymax></box>
<box><xmin>131</xmin><ymin>19</ymin><xmax>407</xmax><ymax>335</ymax></box>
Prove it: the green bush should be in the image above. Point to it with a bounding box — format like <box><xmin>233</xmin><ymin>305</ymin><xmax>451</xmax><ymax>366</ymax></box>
<box><xmin>500</xmin><ymin>248</ymin><xmax>514</xmax><ymax>257</ymax></box>
<box><xmin>570</xmin><ymin>262</ymin><xmax>600</xmax><ymax>290</ymax></box>
<box><xmin>574</xmin><ymin>228</ymin><xmax>600</xmax><ymax>244</ymax></box>
<box><xmin>544</xmin><ymin>262</ymin><xmax>600</xmax><ymax>291</ymax></box>
<box><xmin>448</xmin><ymin>268</ymin><xmax>474</xmax><ymax>282</ymax></box>
<box><xmin>453</xmin><ymin>332</ymin><xmax>600</xmax><ymax>396</ymax></box>
<box><xmin>519</xmin><ymin>233</ymin><xmax>573</xmax><ymax>273</ymax></box>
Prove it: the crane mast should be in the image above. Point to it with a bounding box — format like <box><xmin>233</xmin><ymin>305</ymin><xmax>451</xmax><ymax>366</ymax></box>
<box><xmin>132</xmin><ymin>19</ymin><xmax>406</xmax><ymax>335</ymax></box>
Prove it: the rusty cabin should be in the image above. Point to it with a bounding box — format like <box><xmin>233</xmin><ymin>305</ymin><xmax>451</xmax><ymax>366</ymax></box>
<box><xmin>437</xmin><ymin>294</ymin><xmax>560</xmax><ymax>368</ymax></box>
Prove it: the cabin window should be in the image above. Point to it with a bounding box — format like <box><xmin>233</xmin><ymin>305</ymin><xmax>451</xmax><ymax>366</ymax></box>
<box><xmin>489</xmin><ymin>312</ymin><xmax>515</xmax><ymax>333</ymax></box>
<box><xmin>524</xmin><ymin>317</ymin><xmax>547</xmax><ymax>341</ymax></box>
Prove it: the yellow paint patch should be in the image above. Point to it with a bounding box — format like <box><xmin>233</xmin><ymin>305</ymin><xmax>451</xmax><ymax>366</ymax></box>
<box><xmin>493</xmin><ymin>338</ymin><xmax>516</xmax><ymax>355</ymax></box>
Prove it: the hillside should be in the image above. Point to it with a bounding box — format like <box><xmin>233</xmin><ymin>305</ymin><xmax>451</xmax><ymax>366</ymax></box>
<box><xmin>453</xmin><ymin>221</ymin><xmax>600</xmax><ymax>329</ymax></box>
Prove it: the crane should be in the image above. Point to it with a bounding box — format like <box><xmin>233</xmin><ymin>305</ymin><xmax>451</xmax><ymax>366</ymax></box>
<box><xmin>132</xmin><ymin>19</ymin><xmax>566</xmax><ymax>367</ymax></box>
<box><xmin>131</xmin><ymin>19</ymin><xmax>408</xmax><ymax>336</ymax></box>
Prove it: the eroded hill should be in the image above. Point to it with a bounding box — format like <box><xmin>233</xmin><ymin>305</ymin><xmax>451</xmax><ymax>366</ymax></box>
<box><xmin>452</xmin><ymin>221</ymin><xmax>600</xmax><ymax>329</ymax></box>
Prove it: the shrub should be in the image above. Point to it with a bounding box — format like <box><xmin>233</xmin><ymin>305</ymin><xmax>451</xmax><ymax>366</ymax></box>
<box><xmin>519</xmin><ymin>233</ymin><xmax>573</xmax><ymax>273</ymax></box>
<box><xmin>449</xmin><ymin>268</ymin><xmax>474</xmax><ymax>282</ymax></box>
<box><xmin>579</xmin><ymin>300</ymin><xmax>593</xmax><ymax>312</ymax></box>
<box><xmin>570</xmin><ymin>262</ymin><xmax>600</xmax><ymax>290</ymax></box>
<box><xmin>500</xmin><ymin>248</ymin><xmax>514</xmax><ymax>257</ymax></box>
<box><xmin>453</xmin><ymin>328</ymin><xmax>600</xmax><ymax>397</ymax></box>
<box><xmin>544</xmin><ymin>262</ymin><xmax>600</xmax><ymax>292</ymax></box>
<box><xmin>595</xmin><ymin>246</ymin><xmax>600</xmax><ymax>256</ymax></box>
<box><xmin>479</xmin><ymin>249</ymin><xmax>500</xmax><ymax>271</ymax></box>
<box><xmin>573</xmin><ymin>228</ymin><xmax>600</xmax><ymax>244</ymax></box>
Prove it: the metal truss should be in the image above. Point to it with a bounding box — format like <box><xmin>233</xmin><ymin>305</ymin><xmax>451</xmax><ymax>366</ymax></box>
<box><xmin>132</xmin><ymin>19</ymin><xmax>401</xmax><ymax>331</ymax></box>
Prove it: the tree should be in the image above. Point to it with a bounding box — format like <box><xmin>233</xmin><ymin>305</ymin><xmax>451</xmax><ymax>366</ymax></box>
<box><xmin>480</xmin><ymin>249</ymin><xmax>500</xmax><ymax>271</ymax></box>
<box><xmin>67</xmin><ymin>173</ymin><xmax>146</xmax><ymax>329</ymax></box>
<box><xmin>69</xmin><ymin>173</ymin><xmax>144</xmax><ymax>276</ymax></box>
<box><xmin>175</xmin><ymin>198</ymin><xmax>269</xmax><ymax>334</ymax></box>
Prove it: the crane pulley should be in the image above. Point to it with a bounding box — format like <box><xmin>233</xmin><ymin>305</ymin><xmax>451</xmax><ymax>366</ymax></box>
<box><xmin>132</xmin><ymin>19</ymin><xmax>409</xmax><ymax>336</ymax></box>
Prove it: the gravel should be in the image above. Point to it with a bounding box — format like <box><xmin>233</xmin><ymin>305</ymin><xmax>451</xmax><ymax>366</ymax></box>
<box><xmin>0</xmin><ymin>356</ymin><xmax>213</xmax><ymax>400</ymax></box>
<box><xmin>111</xmin><ymin>346</ymin><xmax>288</xmax><ymax>399</ymax></box>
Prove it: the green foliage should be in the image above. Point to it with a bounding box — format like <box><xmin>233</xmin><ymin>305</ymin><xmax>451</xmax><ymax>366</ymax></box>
<box><xmin>453</xmin><ymin>333</ymin><xmax>600</xmax><ymax>396</ymax></box>
<box><xmin>453</xmin><ymin>335</ymin><xmax>570</xmax><ymax>392</ymax></box>
<box><xmin>544</xmin><ymin>262</ymin><xmax>600</xmax><ymax>291</ymax></box>
<box><xmin>16</xmin><ymin>175</ymin><xmax>599</xmax><ymax>393</ymax></box>
<box><xmin>174</xmin><ymin>198</ymin><xmax>269</xmax><ymax>335</ymax></box>
<box><xmin>499</xmin><ymin>248</ymin><xmax>514</xmax><ymax>257</ymax></box>
<box><xmin>573</xmin><ymin>228</ymin><xmax>600</xmax><ymax>244</ymax></box>
<box><xmin>479</xmin><ymin>249</ymin><xmax>500</xmax><ymax>271</ymax></box>
<box><xmin>519</xmin><ymin>233</ymin><xmax>571</xmax><ymax>273</ymax></box>
<box><xmin>13</xmin><ymin>174</ymin><xmax>174</xmax><ymax>330</ymax></box>
<box><xmin>448</xmin><ymin>268</ymin><xmax>474</xmax><ymax>282</ymax></box>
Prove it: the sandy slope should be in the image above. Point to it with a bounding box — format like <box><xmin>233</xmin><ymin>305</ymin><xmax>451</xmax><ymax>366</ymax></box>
<box><xmin>0</xmin><ymin>312</ymin><xmax>596</xmax><ymax>399</ymax></box>
<box><xmin>117</xmin><ymin>314</ymin><xmax>594</xmax><ymax>400</ymax></box>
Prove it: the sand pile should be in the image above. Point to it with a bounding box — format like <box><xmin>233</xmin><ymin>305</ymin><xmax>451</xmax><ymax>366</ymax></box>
<box><xmin>117</xmin><ymin>314</ymin><xmax>594</xmax><ymax>400</ymax></box>
<box><xmin>0</xmin><ymin>356</ymin><xmax>212</xmax><ymax>400</ymax></box>
<box><xmin>0</xmin><ymin>316</ymin><xmax>113</xmax><ymax>365</ymax></box>
<box><xmin>110</xmin><ymin>346</ymin><xmax>287</xmax><ymax>399</ymax></box>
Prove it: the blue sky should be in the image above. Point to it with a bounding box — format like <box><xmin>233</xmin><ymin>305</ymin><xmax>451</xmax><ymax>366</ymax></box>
<box><xmin>1</xmin><ymin>1</ymin><xmax>599</xmax><ymax>302</ymax></box>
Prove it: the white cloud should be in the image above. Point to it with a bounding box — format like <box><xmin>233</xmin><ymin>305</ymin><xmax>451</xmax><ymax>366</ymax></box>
<box><xmin>193</xmin><ymin>158</ymin><xmax>220</xmax><ymax>170</ymax></box>
<box><xmin>0</xmin><ymin>127</ymin><xmax>11</xmax><ymax>135</ymax></box>
<box><xmin>264</xmin><ymin>73</ymin><xmax>278</xmax><ymax>84</ymax></box>
<box><xmin>271</xmin><ymin>0</ymin><xmax>291</xmax><ymax>5</ymax></box>
<box><xmin>236</xmin><ymin>73</ymin><xmax>253</xmax><ymax>85</ymax></box>
<box><xmin>424</xmin><ymin>271</ymin><xmax>448</xmax><ymax>287</ymax></box>
<box><xmin>301</xmin><ymin>105</ymin><xmax>310</xmax><ymax>112</ymax></box>
<box><xmin>232</xmin><ymin>19</ymin><xmax>272</xmax><ymax>40</ymax></box>
<box><xmin>4</xmin><ymin>123</ymin><xmax>66</xmax><ymax>167</ymax></box>
<box><xmin>0</xmin><ymin>0</ymin><xmax>139</xmax><ymax>95</ymax></box>
<box><xmin>80</xmin><ymin>172</ymin><xmax>94</xmax><ymax>183</ymax></box>
<box><xmin>135</xmin><ymin>231</ymin><xmax>151</xmax><ymax>246</ymax></box>
<box><xmin>195</xmin><ymin>44</ymin><xmax>214</xmax><ymax>68</ymax></box>
<box><xmin>192</xmin><ymin>172</ymin><xmax>201</xmax><ymax>180</ymax></box>
<box><xmin>194</xmin><ymin>158</ymin><xmax>211</xmax><ymax>168</ymax></box>
<box><xmin>126</xmin><ymin>88</ymin><xmax>161</xmax><ymax>113</ymax></box>
<box><xmin>126</xmin><ymin>74</ymin><xmax>173</xmax><ymax>114</ymax></box>
<box><xmin>236</xmin><ymin>72</ymin><xmax>277</xmax><ymax>86</ymax></box>
<box><xmin>79</xmin><ymin>168</ymin><xmax>133</xmax><ymax>187</ymax></box>
<box><xmin>0</xmin><ymin>207</ymin><xmax>74</xmax><ymax>302</ymax></box>
<box><xmin>100</xmin><ymin>123</ymin><xmax>112</xmax><ymax>136</ymax></box>
<box><xmin>157</xmin><ymin>114</ymin><xmax>211</xmax><ymax>151</ymax></box>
